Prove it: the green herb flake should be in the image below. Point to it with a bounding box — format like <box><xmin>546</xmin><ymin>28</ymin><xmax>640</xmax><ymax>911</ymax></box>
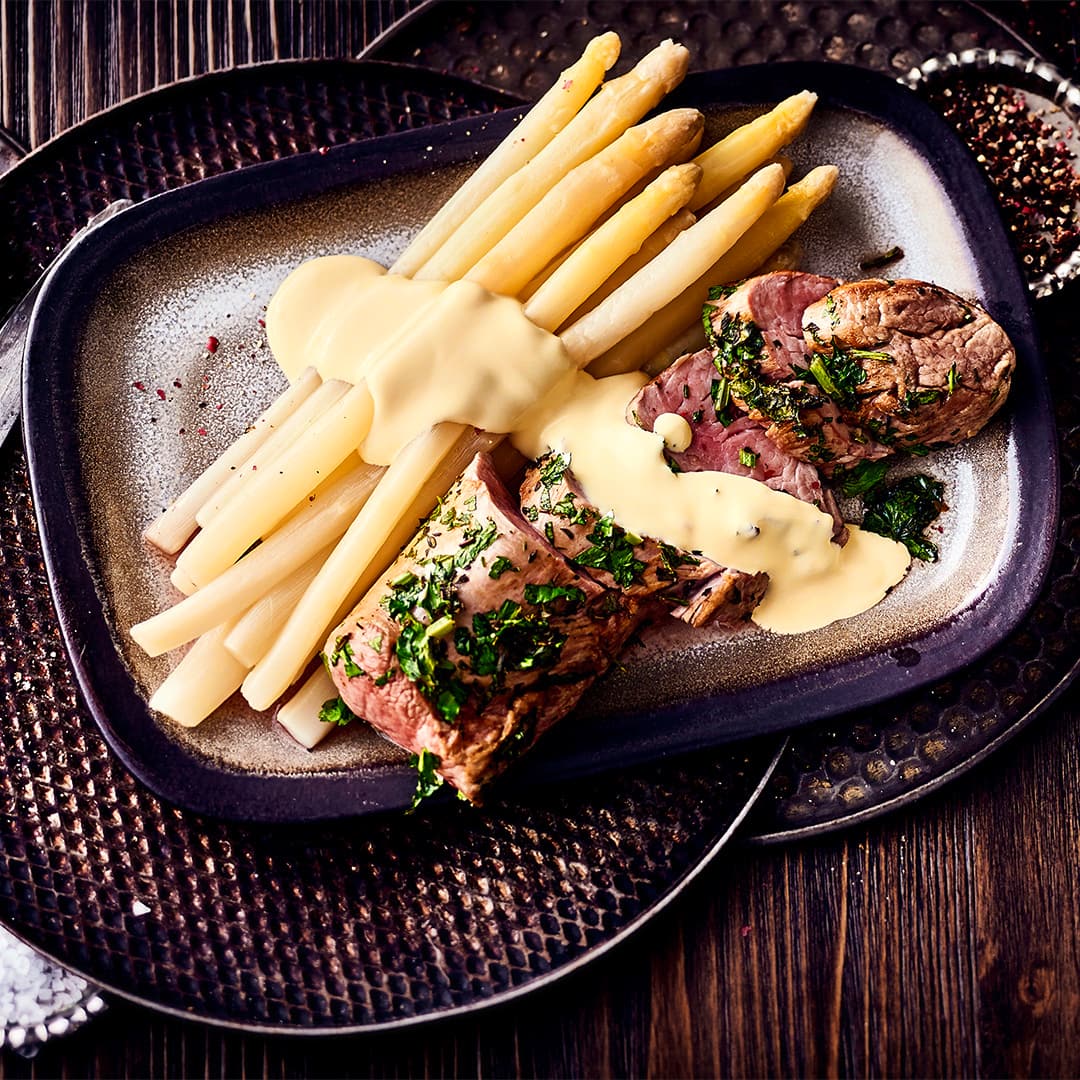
<box><xmin>319</xmin><ymin>696</ymin><xmax>358</xmax><ymax>727</ymax></box>
<box><xmin>946</xmin><ymin>364</ymin><xmax>960</xmax><ymax>394</ymax></box>
<box><xmin>807</xmin><ymin>347</ymin><xmax>869</xmax><ymax>403</ymax></box>
<box><xmin>408</xmin><ymin>748</ymin><xmax>445</xmax><ymax>810</ymax></box>
<box><xmin>837</xmin><ymin>459</ymin><xmax>889</xmax><ymax>497</ymax></box>
<box><xmin>900</xmin><ymin>388</ymin><xmax>944</xmax><ymax>413</ymax></box>
<box><xmin>538</xmin><ymin>452</ymin><xmax>571</xmax><ymax>489</ymax></box>
<box><xmin>861</xmin><ymin>473</ymin><xmax>946</xmax><ymax>562</ymax></box>
<box><xmin>456</xmin><ymin>518</ymin><xmax>499</xmax><ymax>569</ymax></box>
<box><xmin>488</xmin><ymin>556</ymin><xmax>518</xmax><ymax>580</ymax></box>
<box><xmin>858</xmin><ymin>245</ymin><xmax>904</xmax><ymax>271</ymax></box>
<box><xmin>523</xmin><ymin>582</ymin><xmax>586</xmax><ymax>609</ymax></box>
<box><xmin>738</xmin><ymin>447</ymin><xmax>759</xmax><ymax>469</ymax></box>
<box><xmin>326</xmin><ymin>635</ymin><xmax>365</xmax><ymax>679</ymax></box>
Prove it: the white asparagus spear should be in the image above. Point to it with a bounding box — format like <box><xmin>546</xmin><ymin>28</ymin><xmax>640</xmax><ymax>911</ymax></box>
<box><xmin>196</xmin><ymin>378</ymin><xmax>351</xmax><ymax>526</ymax></box>
<box><xmin>465</xmin><ymin>109</ymin><xmax>703</xmax><ymax>297</ymax></box>
<box><xmin>132</xmin><ymin>462</ymin><xmax>382</xmax><ymax>656</ymax></box>
<box><xmin>688</xmin><ymin>91</ymin><xmax>817</xmax><ymax>211</ymax></box>
<box><xmin>143</xmin><ymin>366</ymin><xmax>321</xmax><ymax>554</ymax></box>
<box><xmin>276</xmin><ymin>667</ymin><xmax>341</xmax><ymax>750</ymax></box>
<box><xmin>414</xmin><ymin>40</ymin><xmax>690</xmax><ymax>283</ymax></box>
<box><xmin>560</xmin><ymin>162</ymin><xmax>787</xmax><ymax>365</ymax></box>
<box><xmin>523</xmin><ymin>163</ymin><xmax>701</xmax><ymax>333</ymax></box>
<box><xmin>148</xmin><ymin>619</ymin><xmax>248</xmax><ymax>728</ymax></box>
<box><xmin>174</xmin><ymin>381</ymin><xmax>375</xmax><ymax>588</ymax></box>
<box><xmin>391</xmin><ymin>32</ymin><xmax>621</xmax><ymax>277</ymax></box>
<box><xmin>224</xmin><ymin>545</ymin><xmax>333</xmax><ymax>668</ymax></box>
<box><xmin>589</xmin><ymin>164</ymin><xmax>838</xmax><ymax>377</ymax></box>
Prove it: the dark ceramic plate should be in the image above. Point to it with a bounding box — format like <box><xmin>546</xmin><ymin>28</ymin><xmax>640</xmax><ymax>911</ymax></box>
<box><xmin>23</xmin><ymin>62</ymin><xmax>1057</xmax><ymax>821</ymax></box>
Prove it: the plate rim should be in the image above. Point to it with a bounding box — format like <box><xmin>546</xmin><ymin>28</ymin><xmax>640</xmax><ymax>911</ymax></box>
<box><xmin>22</xmin><ymin>61</ymin><xmax>1060</xmax><ymax>821</ymax></box>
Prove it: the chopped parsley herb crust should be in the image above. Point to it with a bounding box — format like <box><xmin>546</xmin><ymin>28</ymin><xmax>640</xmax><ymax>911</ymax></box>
<box><xmin>572</xmin><ymin>514</ymin><xmax>647</xmax><ymax>588</ymax></box>
<box><xmin>378</xmin><ymin>484</ymin><xmax>580</xmax><ymax>723</ymax></box>
<box><xmin>861</xmin><ymin>473</ymin><xmax>946</xmax><ymax>561</ymax></box>
<box><xmin>707</xmin><ymin>282</ymin><xmax>742</xmax><ymax>301</ymax></box>
<box><xmin>706</xmin><ymin>312</ymin><xmax>816</xmax><ymax>429</ymax></box>
<box><xmin>455</xmin><ymin>597</ymin><xmax>573</xmax><ymax>680</ymax></box>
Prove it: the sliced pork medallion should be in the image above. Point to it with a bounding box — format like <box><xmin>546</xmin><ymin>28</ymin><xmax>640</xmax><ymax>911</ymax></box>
<box><xmin>800</xmin><ymin>278</ymin><xmax>1015</xmax><ymax>450</ymax></box>
<box><xmin>700</xmin><ymin>273</ymin><xmax>1015</xmax><ymax>471</ymax></box>
<box><xmin>704</xmin><ymin>279</ymin><xmax>892</xmax><ymax>472</ymax></box>
<box><xmin>705</xmin><ymin>270</ymin><xmax>837</xmax><ymax>379</ymax></box>
<box><xmin>628</xmin><ymin>347</ymin><xmax>846</xmax><ymax>540</ymax></box>
<box><xmin>520</xmin><ymin>451</ymin><xmax>768</xmax><ymax>629</ymax></box>
<box><xmin>324</xmin><ymin>453</ymin><xmax>636</xmax><ymax>803</ymax></box>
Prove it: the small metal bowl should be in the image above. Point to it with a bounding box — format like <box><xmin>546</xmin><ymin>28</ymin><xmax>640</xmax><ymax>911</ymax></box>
<box><xmin>902</xmin><ymin>48</ymin><xmax>1080</xmax><ymax>298</ymax></box>
<box><xmin>0</xmin><ymin>928</ymin><xmax>105</xmax><ymax>1056</ymax></box>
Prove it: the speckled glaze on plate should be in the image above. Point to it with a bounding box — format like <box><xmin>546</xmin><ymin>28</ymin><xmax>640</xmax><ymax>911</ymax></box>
<box><xmin>23</xmin><ymin>62</ymin><xmax>1057</xmax><ymax>820</ymax></box>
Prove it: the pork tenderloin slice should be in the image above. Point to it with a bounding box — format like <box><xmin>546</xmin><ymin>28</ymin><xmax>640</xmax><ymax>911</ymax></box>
<box><xmin>670</xmin><ymin>565</ymin><xmax>770</xmax><ymax>628</ymax></box>
<box><xmin>519</xmin><ymin>453</ymin><xmax>713</xmax><ymax>597</ymax></box>
<box><xmin>703</xmin><ymin>270</ymin><xmax>838</xmax><ymax>379</ymax></box>
<box><xmin>326</xmin><ymin>453</ymin><xmax>637</xmax><ymax>802</ymax></box>
<box><xmin>519</xmin><ymin>453</ymin><xmax>768</xmax><ymax>629</ymax></box>
<box><xmin>627</xmin><ymin>348</ymin><xmax>847</xmax><ymax>540</ymax></box>
<box><xmin>801</xmin><ymin>278</ymin><xmax>1015</xmax><ymax>450</ymax></box>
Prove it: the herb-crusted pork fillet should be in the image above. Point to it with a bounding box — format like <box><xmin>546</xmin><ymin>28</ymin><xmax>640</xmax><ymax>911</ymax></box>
<box><xmin>798</xmin><ymin>278</ymin><xmax>1015</xmax><ymax>451</ymax></box>
<box><xmin>701</xmin><ymin>273</ymin><xmax>1014</xmax><ymax>471</ymax></box>
<box><xmin>324</xmin><ymin>453</ymin><xmax>638</xmax><ymax>802</ymax></box>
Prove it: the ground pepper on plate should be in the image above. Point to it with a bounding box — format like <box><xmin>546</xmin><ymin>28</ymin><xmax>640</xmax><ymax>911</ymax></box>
<box><xmin>926</xmin><ymin>81</ymin><xmax>1080</xmax><ymax>277</ymax></box>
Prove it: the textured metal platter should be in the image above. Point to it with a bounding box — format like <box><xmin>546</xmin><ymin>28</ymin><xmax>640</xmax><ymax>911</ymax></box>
<box><xmin>0</xmin><ymin>58</ymin><xmax>781</xmax><ymax>1029</ymax></box>
<box><xmin>363</xmin><ymin>0</ymin><xmax>1080</xmax><ymax>840</ymax></box>
<box><xmin>23</xmin><ymin>64</ymin><xmax>1055</xmax><ymax>820</ymax></box>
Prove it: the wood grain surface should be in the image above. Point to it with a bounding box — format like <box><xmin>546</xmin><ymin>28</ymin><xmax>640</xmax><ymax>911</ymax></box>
<box><xmin>2</xmin><ymin>3</ymin><xmax>1080</xmax><ymax>1077</ymax></box>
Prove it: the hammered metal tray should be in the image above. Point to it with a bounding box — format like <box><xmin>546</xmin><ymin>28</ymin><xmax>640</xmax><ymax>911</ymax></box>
<box><xmin>0</xmin><ymin>0</ymin><xmax>1073</xmax><ymax>1033</ymax></box>
<box><xmin>363</xmin><ymin>0</ymin><xmax>1080</xmax><ymax>841</ymax></box>
<box><xmin>0</xmin><ymin>57</ymin><xmax>782</xmax><ymax>1031</ymax></box>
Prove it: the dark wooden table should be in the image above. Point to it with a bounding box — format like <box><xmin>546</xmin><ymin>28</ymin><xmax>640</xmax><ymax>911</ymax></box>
<box><xmin>2</xmin><ymin>3</ymin><xmax>1079</xmax><ymax>1076</ymax></box>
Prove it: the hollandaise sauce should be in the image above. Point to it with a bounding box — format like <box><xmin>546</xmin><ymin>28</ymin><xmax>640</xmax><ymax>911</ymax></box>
<box><xmin>265</xmin><ymin>254</ymin><xmax>910</xmax><ymax>634</ymax></box>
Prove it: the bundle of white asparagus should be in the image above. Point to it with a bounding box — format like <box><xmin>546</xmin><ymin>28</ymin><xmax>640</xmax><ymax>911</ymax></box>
<box><xmin>130</xmin><ymin>33</ymin><xmax>838</xmax><ymax>746</ymax></box>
